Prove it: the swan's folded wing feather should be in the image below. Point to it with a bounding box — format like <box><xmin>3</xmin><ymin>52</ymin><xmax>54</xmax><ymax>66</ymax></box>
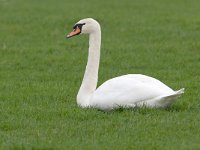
<box><xmin>90</xmin><ymin>74</ymin><xmax>174</xmax><ymax>109</ymax></box>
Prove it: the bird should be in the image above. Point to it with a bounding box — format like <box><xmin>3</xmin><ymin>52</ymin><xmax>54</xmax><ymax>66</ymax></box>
<box><xmin>66</xmin><ymin>18</ymin><xmax>184</xmax><ymax>111</ymax></box>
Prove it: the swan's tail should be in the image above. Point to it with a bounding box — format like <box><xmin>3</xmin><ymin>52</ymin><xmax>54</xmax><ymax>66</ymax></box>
<box><xmin>162</xmin><ymin>88</ymin><xmax>184</xmax><ymax>105</ymax></box>
<box><xmin>137</xmin><ymin>88</ymin><xmax>185</xmax><ymax>108</ymax></box>
<box><xmin>175</xmin><ymin>88</ymin><xmax>185</xmax><ymax>95</ymax></box>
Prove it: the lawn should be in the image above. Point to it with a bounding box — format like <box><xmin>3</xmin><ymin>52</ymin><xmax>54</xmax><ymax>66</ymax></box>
<box><xmin>0</xmin><ymin>0</ymin><xmax>200</xmax><ymax>149</ymax></box>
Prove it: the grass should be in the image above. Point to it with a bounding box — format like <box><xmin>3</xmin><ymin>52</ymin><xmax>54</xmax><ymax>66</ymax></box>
<box><xmin>0</xmin><ymin>0</ymin><xmax>200</xmax><ymax>149</ymax></box>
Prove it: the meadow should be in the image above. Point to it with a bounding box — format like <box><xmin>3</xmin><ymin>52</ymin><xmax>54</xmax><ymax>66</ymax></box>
<box><xmin>0</xmin><ymin>0</ymin><xmax>200</xmax><ymax>149</ymax></box>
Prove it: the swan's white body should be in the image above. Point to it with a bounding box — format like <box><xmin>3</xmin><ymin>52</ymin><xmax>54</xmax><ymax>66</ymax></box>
<box><xmin>68</xmin><ymin>18</ymin><xmax>184</xmax><ymax>111</ymax></box>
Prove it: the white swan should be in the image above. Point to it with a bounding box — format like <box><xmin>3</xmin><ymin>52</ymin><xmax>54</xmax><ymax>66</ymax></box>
<box><xmin>67</xmin><ymin>18</ymin><xmax>184</xmax><ymax>111</ymax></box>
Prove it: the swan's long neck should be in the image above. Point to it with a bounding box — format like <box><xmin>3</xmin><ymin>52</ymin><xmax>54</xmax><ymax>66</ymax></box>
<box><xmin>77</xmin><ymin>28</ymin><xmax>101</xmax><ymax>107</ymax></box>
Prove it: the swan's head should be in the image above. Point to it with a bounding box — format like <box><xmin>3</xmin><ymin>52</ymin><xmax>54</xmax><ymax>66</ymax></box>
<box><xmin>67</xmin><ymin>18</ymin><xmax>100</xmax><ymax>38</ymax></box>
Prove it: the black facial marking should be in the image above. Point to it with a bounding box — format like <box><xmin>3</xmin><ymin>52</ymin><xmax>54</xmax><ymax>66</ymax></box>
<box><xmin>73</xmin><ymin>23</ymin><xmax>86</xmax><ymax>31</ymax></box>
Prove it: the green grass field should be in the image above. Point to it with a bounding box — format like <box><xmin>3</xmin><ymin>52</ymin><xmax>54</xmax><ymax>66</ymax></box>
<box><xmin>1</xmin><ymin>0</ymin><xmax>200</xmax><ymax>149</ymax></box>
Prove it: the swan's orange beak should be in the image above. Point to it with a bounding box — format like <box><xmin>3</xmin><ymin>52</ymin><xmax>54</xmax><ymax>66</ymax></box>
<box><xmin>66</xmin><ymin>27</ymin><xmax>81</xmax><ymax>38</ymax></box>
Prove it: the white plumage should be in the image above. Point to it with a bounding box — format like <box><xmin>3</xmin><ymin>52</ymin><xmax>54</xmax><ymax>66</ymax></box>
<box><xmin>67</xmin><ymin>18</ymin><xmax>184</xmax><ymax>111</ymax></box>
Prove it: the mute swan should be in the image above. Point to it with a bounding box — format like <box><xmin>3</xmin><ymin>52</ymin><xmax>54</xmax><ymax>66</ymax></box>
<box><xmin>66</xmin><ymin>18</ymin><xmax>184</xmax><ymax>111</ymax></box>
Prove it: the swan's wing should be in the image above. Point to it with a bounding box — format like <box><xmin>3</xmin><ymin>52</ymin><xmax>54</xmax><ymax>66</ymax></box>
<box><xmin>90</xmin><ymin>74</ymin><xmax>175</xmax><ymax>109</ymax></box>
<box><xmin>123</xmin><ymin>74</ymin><xmax>173</xmax><ymax>91</ymax></box>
